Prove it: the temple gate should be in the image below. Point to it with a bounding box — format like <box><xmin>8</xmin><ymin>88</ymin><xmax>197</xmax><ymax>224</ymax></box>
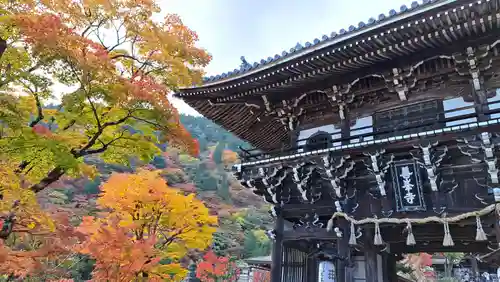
<box><xmin>176</xmin><ymin>0</ymin><xmax>500</xmax><ymax>281</ymax></box>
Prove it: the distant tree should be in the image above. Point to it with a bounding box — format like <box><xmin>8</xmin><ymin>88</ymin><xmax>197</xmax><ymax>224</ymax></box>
<box><xmin>441</xmin><ymin>252</ymin><xmax>464</xmax><ymax>279</ymax></box>
<box><xmin>65</xmin><ymin>254</ymin><xmax>95</xmax><ymax>282</ymax></box>
<box><xmin>209</xmin><ymin>143</ymin><xmax>238</xmax><ymax>201</ymax></box>
<box><xmin>196</xmin><ymin>251</ymin><xmax>240</xmax><ymax>282</ymax></box>
<box><xmin>212</xmin><ymin>143</ymin><xmax>225</xmax><ymax>165</ymax></box>
<box><xmin>82</xmin><ymin>177</ymin><xmax>101</xmax><ymax>195</ymax></box>
<box><xmin>151</xmin><ymin>155</ymin><xmax>167</xmax><ymax>169</ymax></box>
<box><xmin>193</xmin><ymin>167</ymin><xmax>218</xmax><ymax>192</ymax></box>
<box><xmin>0</xmin><ymin>206</ymin><xmax>84</xmax><ymax>279</ymax></box>
<box><xmin>180</xmin><ymin>115</ymin><xmax>251</xmax><ymax>152</ymax></box>
<box><xmin>211</xmin><ymin>232</ymin><xmax>231</xmax><ymax>256</ymax></box>
<box><xmin>243</xmin><ymin>231</ymin><xmax>271</xmax><ymax>258</ymax></box>
<box><xmin>252</xmin><ymin>270</ymin><xmax>270</xmax><ymax>282</ymax></box>
<box><xmin>399</xmin><ymin>253</ymin><xmax>435</xmax><ymax>281</ymax></box>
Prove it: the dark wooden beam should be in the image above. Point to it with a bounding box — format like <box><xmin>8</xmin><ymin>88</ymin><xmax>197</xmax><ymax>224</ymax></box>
<box><xmin>382</xmin><ymin>224</ymin><xmax>496</xmax><ymax>242</ymax></box>
<box><xmin>271</xmin><ymin>215</ymin><xmax>284</xmax><ymax>282</ymax></box>
<box><xmin>281</xmin><ymin>222</ymin><xmax>496</xmax><ymax>243</ymax></box>
<box><xmin>470</xmin><ymin>255</ymin><xmax>479</xmax><ymax>281</ymax></box>
<box><xmin>390</xmin><ymin>241</ymin><xmax>490</xmax><ymax>253</ymax></box>
<box><xmin>283</xmin><ymin>228</ymin><xmax>338</xmax><ymax>241</ymax></box>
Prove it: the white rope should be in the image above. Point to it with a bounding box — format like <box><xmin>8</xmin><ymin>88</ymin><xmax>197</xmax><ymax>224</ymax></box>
<box><xmin>327</xmin><ymin>204</ymin><xmax>497</xmax><ymax>228</ymax></box>
<box><xmin>326</xmin><ymin>204</ymin><xmax>498</xmax><ymax>244</ymax></box>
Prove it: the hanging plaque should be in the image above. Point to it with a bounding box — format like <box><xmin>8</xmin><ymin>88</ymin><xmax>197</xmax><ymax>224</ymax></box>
<box><xmin>391</xmin><ymin>160</ymin><xmax>426</xmax><ymax>212</ymax></box>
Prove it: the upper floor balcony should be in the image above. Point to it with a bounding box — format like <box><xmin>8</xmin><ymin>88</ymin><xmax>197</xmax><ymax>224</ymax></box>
<box><xmin>237</xmin><ymin>93</ymin><xmax>500</xmax><ymax>167</ymax></box>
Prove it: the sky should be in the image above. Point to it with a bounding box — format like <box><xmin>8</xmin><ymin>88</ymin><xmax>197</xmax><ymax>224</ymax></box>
<box><xmin>162</xmin><ymin>0</ymin><xmax>416</xmax><ymax>116</ymax></box>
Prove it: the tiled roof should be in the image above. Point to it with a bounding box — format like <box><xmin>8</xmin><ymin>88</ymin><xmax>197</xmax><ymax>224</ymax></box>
<box><xmin>245</xmin><ymin>255</ymin><xmax>271</xmax><ymax>265</ymax></box>
<box><xmin>199</xmin><ymin>0</ymin><xmax>453</xmax><ymax>85</ymax></box>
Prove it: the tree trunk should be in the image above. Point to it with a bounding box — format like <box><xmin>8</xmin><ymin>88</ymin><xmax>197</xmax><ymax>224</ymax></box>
<box><xmin>0</xmin><ymin>38</ymin><xmax>6</xmax><ymax>59</ymax></box>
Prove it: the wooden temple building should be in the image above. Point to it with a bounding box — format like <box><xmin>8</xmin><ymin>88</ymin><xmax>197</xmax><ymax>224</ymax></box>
<box><xmin>175</xmin><ymin>0</ymin><xmax>500</xmax><ymax>281</ymax></box>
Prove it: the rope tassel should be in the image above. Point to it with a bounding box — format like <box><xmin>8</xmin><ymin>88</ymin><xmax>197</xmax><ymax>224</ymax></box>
<box><xmin>406</xmin><ymin>221</ymin><xmax>416</xmax><ymax>246</ymax></box>
<box><xmin>326</xmin><ymin>219</ymin><xmax>334</xmax><ymax>232</ymax></box>
<box><xmin>443</xmin><ymin>221</ymin><xmax>454</xmax><ymax>247</ymax></box>
<box><xmin>349</xmin><ymin>221</ymin><xmax>357</xmax><ymax>245</ymax></box>
<box><xmin>476</xmin><ymin>216</ymin><xmax>487</xmax><ymax>241</ymax></box>
<box><xmin>374</xmin><ymin>221</ymin><xmax>383</xmax><ymax>245</ymax></box>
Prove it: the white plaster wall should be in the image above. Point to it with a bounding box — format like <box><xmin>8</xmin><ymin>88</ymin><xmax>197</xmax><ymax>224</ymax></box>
<box><xmin>350</xmin><ymin>116</ymin><xmax>373</xmax><ymax>143</ymax></box>
<box><xmin>443</xmin><ymin>96</ymin><xmax>476</xmax><ymax>126</ymax></box>
<box><xmin>488</xmin><ymin>88</ymin><xmax>500</xmax><ymax>119</ymax></box>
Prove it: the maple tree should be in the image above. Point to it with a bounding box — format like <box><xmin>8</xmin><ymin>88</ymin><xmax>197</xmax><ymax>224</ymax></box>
<box><xmin>252</xmin><ymin>270</ymin><xmax>270</xmax><ymax>282</ymax></box>
<box><xmin>0</xmin><ymin>0</ymin><xmax>210</xmax><ymax>277</ymax></box>
<box><xmin>196</xmin><ymin>250</ymin><xmax>240</xmax><ymax>282</ymax></box>
<box><xmin>0</xmin><ymin>204</ymin><xmax>85</xmax><ymax>280</ymax></box>
<box><xmin>400</xmin><ymin>253</ymin><xmax>435</xmax><ymax>282</ymax></box>
<box><xmin>76</xmin><ymin>170</ymin><xmax>218</xmax><ymax>281</ymax></box>
<box><xmin>0</xmin><ymin>0</ymin><xmax>208</xmax><ymax>204</ymax></box>
<box><xmin>0</xmin><ymin>164</ymin><xmax>80</xmax><ymax>279</ymax></box>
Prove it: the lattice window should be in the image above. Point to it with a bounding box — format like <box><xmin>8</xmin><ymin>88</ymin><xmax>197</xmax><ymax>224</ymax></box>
<box><xmin>373</xmin><ymin>100</ymin><xmax>442</xmax><ymax>138</ymax></box>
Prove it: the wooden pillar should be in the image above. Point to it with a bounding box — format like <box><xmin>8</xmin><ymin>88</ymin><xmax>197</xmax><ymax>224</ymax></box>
<box><xmin>364</xmin><ymin>250</ymin><xmax>378</xmax><ymax>282</ymax></box>
<box><xmin>382</xmin><ymin>253</ymin><xmax>398</xmax><ymax>282</ymax></box>
<box><xmin>473</xmin><ymin>86</ymin><xmax>489</xmax><ymax>122</ymax></box>
<box><xmin>271</xmin><ymin>215</ymin><xmax>284</xmax><ymax>282</ymax></box>
<box><xmin>494</xmin><ymin>209</ymin><xmax>500</xmax><ymax>248</ymax></box>
<box><xmin>364</xmin><ymin>229</ymin><xmax>378</xmax><ymax>282</ymax></box>
<box><xmin>340</xmin><ymin>107</ymin><xmax>350</xmax><ymax>145</ymax></box>
<box><xmin>306</xmin><ymin>257</ymin><xmax>317</xmax><ymax>282</ymax></box>
<box><xmin>470</xmin><ymin>255</ymin><xmax>479</xmax><ymax>281</ymax></box>
<box><xmin>340</xmin><ymin>108</ymin><xmax>354</xmax><ymax>282</ymax></box>
<box><xmin>336</xmin><ymin>220</ymin><xmax>353</xmax><ymax>282</ymax></box>
<box><xmin>290</xmin><ymin>129</ymin><xmax>300</xmax><ymax>151</ymax></box>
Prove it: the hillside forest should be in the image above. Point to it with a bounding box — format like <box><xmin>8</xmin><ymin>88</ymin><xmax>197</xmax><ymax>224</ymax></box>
<box><xmin>0</xmin><ymin>1</ymin><xmax>272</xmax><ymax>281</ymax></box>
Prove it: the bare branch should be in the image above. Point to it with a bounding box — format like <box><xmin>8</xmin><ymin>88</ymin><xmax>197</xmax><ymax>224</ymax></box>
<box><xmin>81</xmin><ymin>19</ymin><xmax>98</xmax><ymax>37</ymax></box>
<box><xmin>62</xmin><ymin>119</ymin><xmax>76</xmax><ymax>131</ymax></box>
<box><xmin>72</xmin><ymin>111</ymin><xmax>133</xmax><ymax>157</ymax></box>
<box><xmin>0</xmin><ymin>63</ymin><xmax>41</xmax><ymax>88</ymax></box>
<box><xmin>107</xmin><ymin>20</ymin><xmax>127</xmax><ymax>52</ymax></box>
<box><xmin>87</xmin><ymin>96</ymin><xmax>101</xmax><ymax>129</ymax></box>
<box><xmin>131</xmin><ymin>116</ymin><xmax>162</xmax><ymax>128</ymax></box>
<box><xmin>29</xmin><ymin>92</ymin><xmax>44</xmax><ymax>127</ymax></box>
<box><xmin>83</xmin><ymin>131</ymin><xmax>126</xmax><ymax>155</ymax></box>
<box><xmin>30</xmin><ymin>167</ymin><xmax>65</xmax><ymax>193</ymax></box>
<box><xmin>110</xmin><ymin>54</ymin><xmax>151</xmax><ymax>66</ymax></box>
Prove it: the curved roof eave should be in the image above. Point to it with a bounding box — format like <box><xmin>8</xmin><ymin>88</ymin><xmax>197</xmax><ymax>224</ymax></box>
<box><xmin>179</xmin><ymin>0</ymin><xmax>458</xmax><ymax>91</ymax></box>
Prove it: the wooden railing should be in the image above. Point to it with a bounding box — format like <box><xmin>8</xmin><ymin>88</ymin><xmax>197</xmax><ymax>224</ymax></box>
<box><xmin>238</xmin><ymin>99</ymin><xmax>500</xmax><ymax>163</ymax></box>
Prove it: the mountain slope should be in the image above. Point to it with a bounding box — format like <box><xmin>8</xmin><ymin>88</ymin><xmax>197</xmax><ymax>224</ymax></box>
<box><xmin>42</xmin><ymin>114</ymin><xmax>272</xmax><ymax>259</ymax></box>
